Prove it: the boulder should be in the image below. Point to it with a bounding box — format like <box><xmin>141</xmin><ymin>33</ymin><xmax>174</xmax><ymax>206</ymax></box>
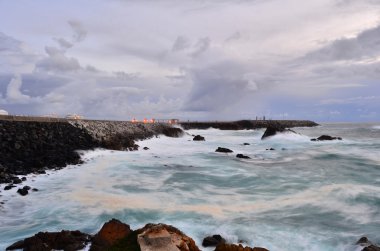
<box><xmin>243</xmin><ymin>143</ymin><xmax>250</xmax><ymax>145</ymax></box>
<box><xmin>17</xmin><ymin>188</ymin><xmax>28</xmax><ymax>196</ymax></box>
<box><xmin>261</xmin><ymin>123</ymin><xmax>296</xmax><ymax>140</ymax></box>
<box><xmin>215</xmin><ymin>243</ymin><xmax>269</xmax><ymax>251</ymax></box>
<box><xmin>4</xmin><ymin>184</ymin><xmax>15</xmax><ymax>190</ymax></box>
<box><xmin>311</xmin><ymin>135</ymin><xmax>342</xmax><ymax>141</ymax></box>
<box><xmin>137</xmin><ymin>223</ymin><xmax>200</xmax><ymax>251</ymax></box>
<box><xmin>236</xmin><ymin>154</ymin><xmax>251</xmax><ymax>159</ymax></box>
<box><xmin>202</xmin><ymin>234</ymin><xmax>226</xmax><ymax>247</ymax></box>
<box><xmin>6</xmin><ymin>230</ymin><xmax>91</xmax><ymax>251</ymax></box>
<box><xmin>216</xmin><ymin>147</ymin><xmax>233</xmax><ymax>153</ymax></box>
<box><xmin>193</xmin><ymin>135</ymin><xmax>205</xmax><ymax>141</ymax></box>
<box><xmin>356</xmin><ymin>237</ymin><xmax>380</xmax><ymax>251</ymax></box>
<box><xmin>91</xmin><ymin>218</ymin><xmax>131</xmax><ymax>251</ymax></box>
<box><xmin>143</xmin><ymin>147</ymin><xmax>150</xmax><ymax>150</ymax></box>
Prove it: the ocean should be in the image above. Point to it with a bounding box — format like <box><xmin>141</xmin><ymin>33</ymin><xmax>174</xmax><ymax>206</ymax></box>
<box><xmin>0</xmin><ymin>123</ymin><xmax>379</xmax><ymax>251</ymax></box>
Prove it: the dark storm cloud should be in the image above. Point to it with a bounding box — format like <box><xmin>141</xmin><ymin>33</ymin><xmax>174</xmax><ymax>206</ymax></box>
<box><xmin>304</xmin><ymin>24</ymin><xmax>380</xmax><ymax>62</ymax></box>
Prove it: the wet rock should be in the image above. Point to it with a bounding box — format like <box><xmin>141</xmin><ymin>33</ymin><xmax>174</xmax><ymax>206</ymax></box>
<box><xmin>266</xmin><ymin>148</ymin><xmax>275</xmax><ymax>151</ymax></box>
<box><xmin>236</xmin><ymin>154</ymin><xmax>251</xmax><ymax>159</ymax></box>
<box><xmin>4</xmin><ymin>184</ymin><xmax>16</xmax><ymax>190</ymax></box>
<box><xmin>311</xmin><ymin>135</ymin><xmax>342</xmax><ymax>141</ymax></box>
<box><xmin>137</xmin><ymin>223</ymin><xmax>200</xmax><ymax>251</ymax></box>
<box><xmin>90</xmin><ymin>218</ymin><xmax>131</xmax><ymax>251</ymax></box>
<box><xmin>216</xmin><ymin>147</ymin><xmax>233</xmax><ymax>153</ymax></box>
<box><xmin>17</xmin><ymin>188</ymin><xmax>28</xmax><ymax>196</ymax></box>
<box><xmin>356</xmin><ymin>237</ymin><xmax>380</xmax><ymax>251</ymax></box>
<box><xmin>21</xmin><ymin>177</ymin><xmax>27</xmax><ymax>181</ymax></box>
<box><xmin>32</xmin><ymin>188</ymin><xmax>39</xmax><ymax>192</ymax></box>
<box><xmin>143</xmin><ymin>147</ymin><xmax>150</xmax><ymax>150</ymax></box>
<box><xmin>12</xmin><ymin>177</ymin><xmax>22</xmax><ymax>184</ymax></box>
<box><xmin>261</xmin><ymin>123</ymin><xmax>296</xmax><ymax>140</ymax></box>
<box><xmin>202</xmin><ymin>234</ymin><xmax>226</xmax><ymax>247</ymax></box>
<box><xmin>243</xmin><ymin>143</ymin><xmax>250</xmax><ymax>145</ymax></box>
<box><xmin>215</xmin><ymin>243</ymin><xmax>269</xmax><ymax>251</ymax></box>
<box><xmin>193</xmin><ymin>135</ymin><xmax>205</xmax><ymax>141</ymax></box>
<box><xmin>6</xmin><ymin>230</ymin><xmax>91</xmax><ymax>251</ymax></box>
<box><xmin>23</xmin><ymin>185</ymin><xmax>31</xmax><ymax>190</ymax></box>
<box><xmin>363</xmin><ymin>246</ymin><xmax>380</xmax><ymax>251</ymax></box>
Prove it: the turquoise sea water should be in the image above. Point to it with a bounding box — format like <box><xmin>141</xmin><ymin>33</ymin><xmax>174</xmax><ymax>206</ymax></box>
<box><xmin>0</xmin><ymin>123</ymin><xmax>379</xmax><ymax>250</ymax></box>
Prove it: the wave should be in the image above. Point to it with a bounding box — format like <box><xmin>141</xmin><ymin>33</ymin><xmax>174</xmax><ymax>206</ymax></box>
<box><xmin>371</xmin><ymin>125</ymin><xmax>380</xmax><ymax>130</ymax></box>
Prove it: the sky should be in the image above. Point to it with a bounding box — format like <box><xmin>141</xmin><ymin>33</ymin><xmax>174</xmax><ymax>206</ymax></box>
<box><xmin>0</xmin><ymin>0</ymin><xmax>380</xmax><ymax>122</ymax></box>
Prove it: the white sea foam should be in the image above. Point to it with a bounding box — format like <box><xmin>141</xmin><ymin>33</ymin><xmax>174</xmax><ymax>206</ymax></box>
<box><xmin>1</xmin><ymin>124</ymin><xmax>379</xmax><ymax>251</ymax></box>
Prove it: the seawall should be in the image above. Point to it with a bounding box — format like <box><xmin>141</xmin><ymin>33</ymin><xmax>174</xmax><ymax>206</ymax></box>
<box><xmin>180</xmin><ymin>120</ymin><xmax>319</xmax><ymax>130</ymax></box>
<box><xmin>0</xmin><ymin>117</ymin><xmax>183</xmax><ymax>184</ymax></box>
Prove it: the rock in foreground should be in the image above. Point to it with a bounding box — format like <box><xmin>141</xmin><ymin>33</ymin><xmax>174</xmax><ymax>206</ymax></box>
<box><xmin>215</xmin><ymin>243</ymin><xmax>269</xmax><ymax>251</ymax></box>
<box><xmin>6</xmin><ymin>230</ymin><xmax>91</xmax><ymax>251</ymax></box>
<box><xmin>202</xmin><ymin>234</ymin><xmax>226</xmax><ymax>247</ymax></box>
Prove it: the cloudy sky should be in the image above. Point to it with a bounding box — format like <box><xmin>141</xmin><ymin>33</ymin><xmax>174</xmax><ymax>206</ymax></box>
<box><xmin>0</xmin><ymin>0</ymin><xmax>380</xmax><ymax>121</ymax></box>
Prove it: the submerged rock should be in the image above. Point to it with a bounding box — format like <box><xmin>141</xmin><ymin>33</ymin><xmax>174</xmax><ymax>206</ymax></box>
<box><xmin>6</xmin><ymin>230</ymin><xmax>91</xmax><ymax>251</ymax></box>
<box><xmin>202</xmin><ymin>234</ymin><xmax>226</xmax><ymax>247</ymax></box>
<box><xmin>216</xmin><ymin>147</ymin><xmax>233</xmax><ymax>153</ymax></box>
<box><xmin>236</xmin><ymin>154</ymin><xmax>251</xmax><ymax>159</ymax></box>
<box><xmin>193</xmin><ymin>135</ymin><xmax>205</xmax><ymax>141</ymax></box>
<box><xmin>143</xmin><ymin>147</ymin><xmax>150</xmax><ymax>150</ymax></box>
<box><xmin>243</xmin><ymin>143</ymin><xmax>250</xmax><ymax>145</ymax></box>
<box><xmin>311</xmin><ymin>135</ymin><xmax>342</xmax><ymax>141</ymax></box>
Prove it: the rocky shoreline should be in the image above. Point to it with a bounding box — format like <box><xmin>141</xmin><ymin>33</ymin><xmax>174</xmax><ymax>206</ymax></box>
<box><xmin>6</xmin><ymin>218</ymin><xmax>378</xmax><ymax>251</ymax></box>
<box><xmin>180</xmin><ymin>120</ymin><xmax>318</xmax><ymax>130</ymax></box>
<box><xmin>0</xmin><ymin>119</ymin><xmax>183</xmax><ymax>185</ymax></box>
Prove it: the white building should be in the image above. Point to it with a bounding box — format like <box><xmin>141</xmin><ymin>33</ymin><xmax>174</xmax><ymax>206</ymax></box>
<box><xmin>0</xmin><ymin>109</ymin><xmax>9</xmax><ymax>115</ymax></box>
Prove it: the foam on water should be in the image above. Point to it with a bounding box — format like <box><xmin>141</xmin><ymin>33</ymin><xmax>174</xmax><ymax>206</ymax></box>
<box><xmin>0</xmin><ymin>123</ymin><xmax>379</xmax><ymax>251</ymax></box>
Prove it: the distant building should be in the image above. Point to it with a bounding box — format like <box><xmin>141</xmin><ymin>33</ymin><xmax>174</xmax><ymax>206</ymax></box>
<box><xmin>66</xmin><ymin>114</ymin><xmax>83</xmax><ymax>120</ymax></box>
<box><xmin>0</xmin><ymin>109</ymin><xmax>9</xmax><ymax>115</ymax></box>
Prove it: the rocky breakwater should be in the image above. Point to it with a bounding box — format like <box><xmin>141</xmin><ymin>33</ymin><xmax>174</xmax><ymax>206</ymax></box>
<box><xmin>180</xmin><ymin>120</ymin><xmax>318</xmax><ymax>130</ymax></box>
<box><xmin>0</xmin><ymin>119</ymin><xmax>183</xmax><ymax>185</ymax></box>
<box><xmin>69</xmin><ymin>120</ymin><xmax>183</xmax><ymax>151</ymax></box>
<box><xmin>0</xmin><ymin>120</ymin><xmax>96</xmax><ymax>184</ymax></box>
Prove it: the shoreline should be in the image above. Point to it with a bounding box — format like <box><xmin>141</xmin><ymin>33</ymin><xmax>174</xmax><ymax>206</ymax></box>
<box><xmin>0</xmin><ymin>118</ymin><xmax>183</xmax><ymax>185</ymax></box>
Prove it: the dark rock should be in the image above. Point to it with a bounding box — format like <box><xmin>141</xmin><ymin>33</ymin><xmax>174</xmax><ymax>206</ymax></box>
<box><xmin>363</xmin><ymin>245</ymin><xmax>380</xmax><ymax>251</ymax></box>
<box><xmin>143</xmin><ymin>147</ymin><xmax>149</xmax><ymax>150</ymax></box>
<box><xmin>261</xmin><ymin>123</ymin><xmax>297</xmax><ymax>140</ymax></box>
<box><xmin>23</xmin><ymin>185</ymin><xmax>31</xmax><ymax>191</ymax></box>
<box><xmin>215</xmin><ymin>147</ymin><xmax>233</xmax><ymax>153</ymax></box>
<box><xmin>357</xmin><ymin>237</ymin><xmax>370</xmax><ymax>245</ymax></box>
<box><xmin>266</xmin><ymin>148</ymin><xmax>275</xmax><ymax>151</ymax></box>
<box><xmin>6</xmin><ymin>230</ymin><xmax>91</xmax><ymax>251</ymax></box>
<box><xmin>236</xmin><ymin>154</ymin><xmax>251</xmax><ymax>159</ymax></box>
<box><xmin>243</xmin><ymin>143</ymin><xmax>250</xmax><ymax>145</ymax></box>
<box><xmin>12</xmin><ymin>177</ymin><xmax>22</xmax><ymax>184</ymax></box>
<box><xmin>4</xmin><ymin>184</ymin><xmax>16</xmax><ymax>190</ymax></box>
<box><xmin>17</xmin><ymin>188</ymin><xmax>28</xmax><ymax>196</ymax></box>
<box><xmin>32</xmin><ymin>188</ymin><xmax>39</xmax><ymax>192</ymax></box>
<box><xmin>193</xmin><ymin>135</ymin><xmax>205</xmax><ymax>141</ymax></box>
<box><xmin>21</xmin><ymin>177</ymin><xmax>27</xmax><ymax>181</ymax></box>
<box><xmin>202</xmin><ymin>234</ymin><xmax>226</xmax><ymax>247</ymax></box>
<box><xmin>311</xmin><ymin>135</ymin><xmax>342</xmax><ymax>141</ymax></box>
